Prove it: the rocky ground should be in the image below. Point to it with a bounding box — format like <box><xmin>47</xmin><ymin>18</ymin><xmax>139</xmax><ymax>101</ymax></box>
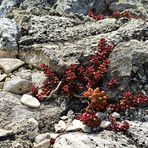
<box><xmin>0</xmin><ymin>0</ymin><xmax>148</xmax><ymax>148</ymax></box>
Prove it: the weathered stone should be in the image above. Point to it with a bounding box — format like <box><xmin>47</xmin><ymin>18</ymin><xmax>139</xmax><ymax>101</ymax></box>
<box><xmin>4</xmin><ymin>76</ymin><xmax>31</xmax><ymax>94</ymax></box>
<box><xmin>54</xmin><ymin>120</ymin><xmax>67</xmax><ymax>133</ymax></box>
<box><xmin>107</xmin><ymin>40</ymin><xmax>148</xmax><ymax>98</ymax></box>
<box><xmin>100</xmin><ymin>121</ymin><xmax>111</xmax><ymax>129</ymax></box>
<box><xmin>128</xmin><ymin>121</ymin><xmax>148</xmax><ymax>147</ymax></box>
<box><xmin>21</xmin><ymin>94</ymin><xmax>40</xmax><ymax>108</ymax></box>
<box><xmin>65</xmin><ymin>119</ymin><xmax>84</xmax><ymax>132</ymax></box>
<box><xmin>111</xmin><ymin>112</ymin><xmax>120</xmax><ymax>119</ymax></box>
<box><xmin>18</xmin><ymin>16</ymin><xmax>118</xmax><ymax>69</ymax></box>
<box><xmin>54</xmin><ymin>131</ymin><xmax>136</xmax><ymax>148</ymax></box>
<box><xmin>34</xmin><ymin>133</ymin><xmax>51</xmax><ymax>144</ymax></box>
<box><xmin>0</xmin><ymin>18</ymin><xmax>19</xmax><ymax>51</ymax></box>
<box><xmin>0</xmin><ymin>0</ymin><xmax>22</xmax><ymax>17</ymax></box>
<box><xmin>0</xmin><ymin>129</ymin><xmax>13</xmax><ymax>138</ymax></box>
<box><xmin>0</xmin><ymin>58</ymin><xmax>25</xmax><ymax>73</ymax></box>
<box><xmin>33</xmin><ymin>139</ymin><xmax>51</xmax><ymax>148</ymax></box>
<box><xmin>0</xmin><ymin>73</ymin><xmax>7</xmax><ymax>82</ymax></box>
<box><xmin>15</xmin><ymin>69</ymin><xmax>31</xmax><ymax>80</ymax></box>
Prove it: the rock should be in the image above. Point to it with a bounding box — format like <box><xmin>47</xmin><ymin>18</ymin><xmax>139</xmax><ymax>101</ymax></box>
<box><xmin>31</xmin><ymin>71</ymin><xmax>46</xmax><ymax>88</ymax></box>
<box><xmin>4</xmin><ymin>76</ymin><xmax>31</xmax><ymax>94</ymax></box>
<box><xmin>0</xmin><ymin>18</ymin><xmax>19</xmax><ymax>53</ymax></box>
<box><xmin>109</xmin><ymin>0</ymin><xmax>139</xmax><ymax>12</ymax></box>
<box><xmin>21</xmin><ymin>0</ymin><xmax>51</xmax><ymax>12</ymax></box>
<box><xmin>18</xmin><ymin>15</ymin><xmax>118</xmax><ymax>69</ymax></box>
<box><xmin>54</xmin><ymin>120</ymin><xmax>67</xmax><ymax>133</ymax></box>
<box><xmin>15</xmin><ymin>69</ymin><xmax>31</xmax><ymax>80</ymax></box>
<box><xmin>0</xmin><ymin>0</ymin><xmax>22</xmax><ymax>17</ymax></box>
<box><xmin>0</xmin><ymin>73</ymin><xmax>7</xmax><ymax>82</ymax></box>
<box><xmin>0</xmin><ymin>58</ymin><xmax>25</xmax><ymax>73</ymax></box>
<box><xmin>54</xmin><ymin>0</ymin><xmax>115</xmax><ymax>15</ymax></box>
<box><xmin>28</xmin><ymin>118</ymin><xmax>39</xmax><ymax>126</ymax></box>
<box><xmin>0</xmin><ymin>129</ymin><xmax>13</xmax><ymax>138</ymax></box>
<box><xmin>54</xmin><ymin>0</ymin><xmax>94</xmax><ymax>15</ymax></box>
<box><xmin>60</xmin><ymin>116</ymin><xmax>68</xmax><ymax>120</ymax></box>
<box><xmin>0</xmin><ymin>90</ymin><xmax>63</xmax><ymax>147</ymax></box>
<box><xmin>21</xmin><ymin>94</ymin><xmax>40</xmax><ymax>108</ymax></box>
<box><xmin>34</xmin><ymin>133</ymin><xmax>51</xmax><ymax>144</ymax></box>
<box><xmin>100</xmin><ymin>121</ymin><xmax>111</xmax><ymax>129</ymax></box>
<box><xmin>106</xmin><ymin>40</ymin><xmax>148</xmax><ymax>99</ymax></box>
<box><xmin>111</xmin><ymin>112</ymin><xmax>120</xmax><ymax>119</ymax></box>
<box><xmin>54</xmin><ymin>131</ymin><xmax>136</xmax><ymax>148</ymax></box>
<box><xmin>128</xmin><ymin>121</ymin><xmax>148</xmax><ymax>147</ymax></box>
<box><xmin>66</xmin><ymin>119</ymin><xmax>84</xmax><ymax>132</ymax></box>
<box><xmin>33</xmin><ymin>139</ymin><xmax>51</xmax><ymax>148</ymax></box>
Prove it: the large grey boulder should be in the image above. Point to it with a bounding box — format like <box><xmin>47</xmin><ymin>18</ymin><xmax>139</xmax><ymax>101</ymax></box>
<box><xmin>18</xmin><ymin>15</ymin><xmax>118</xmax><ymax>69</ymax></box>
<box><xmin>106</xmin><ymin>40</ymin><xmax>148</xmax><ymax>98</ymax></box>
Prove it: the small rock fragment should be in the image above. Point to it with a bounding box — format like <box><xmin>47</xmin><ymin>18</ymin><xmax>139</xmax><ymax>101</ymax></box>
<box><xmin>66</xmin><ymin>119</ymin><xmax>84</xmax><ymax>132</ymax></box>
<box><xmin>0</xmin><ymin>74</ymin><xmax>7</xmax><ymax>82</ymax></box>
<box><xmin>21</xmin><ymin>94</ymin><xmax>40</xmax><ymax>108</ymax></box>
<box><xmin>35</xmin><ymin>133</ymin><xmax>51</xmax><ymax>144</ymax></box>
<box><xmin>54</xmin><ymin>120</ymin><xmax>67</xmax><ymax>133</ymax></box>
<box><xmin>100</xmin><ymin>121</ymin><xmax>111</xmax><ymax>129</ymax></box>
<box><xmin>112</xmin><ymin>112</ymin><xmax>120</xmax><ymax>119</ymax></box>
<box><xmin>60</xmin><ymin>116</ymin><xmax>68</xmax><ymax>120</ymax></box>
<box><xmin>33</xmin><ymin>139</ymin><xmax>51</xmax><ymax>148</ymax></box>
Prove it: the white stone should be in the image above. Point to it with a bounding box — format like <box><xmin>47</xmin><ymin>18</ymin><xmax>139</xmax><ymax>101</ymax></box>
<box><xmin>4</xmin><ymin>76</ymin><xmax>32</xmax><ymax>94</ymax></box>
<box><xmin>111</xmin><ymin>112</ymin><xmax>120</xmax><ymax>119</ymax></box>
<box><xmin>54</xmin><ymin>120</ymin><xmax>67</xmax><ymax>133</ymax></box>
<box><xmin>21</xmin><ymin>94</ymin><xmax>40</xmax><ymax>108</ymax></box>
<box><xmin>0</xmin><ymin>74</ymin><xmax>7</xmax><ymax>82</ymax></box>
<box><xmin>35</xmin><ymin>133</ymin><xmax>51</xmax><ymax>144</ymax></box>
<box><xmin>66</xmin><ymin>119</ymin><xmax>84</xmax><ymax>132</ymax></box>
<box><xmin>0</xmin><ymin>129</ymin><xmax>13</xmax><ymax>137</ymax></box>
<box><xmin>0</xmin><ymin>58</ymin><xmax>25</xmax><ymax>73</ymax></box>
<box><xmin>100</xmin><ymin>121</ymin><xmax>111</xmax><ymax>129</ymax></box>
<box><xmin>60</xmin><ymin>116</ymin><xmax>68</xmax><ymax>120</ymax></box>
<box><xmin>33</xmin><ymin>139</ymin><xmax>51</xmax><ymax>148</ymax></box>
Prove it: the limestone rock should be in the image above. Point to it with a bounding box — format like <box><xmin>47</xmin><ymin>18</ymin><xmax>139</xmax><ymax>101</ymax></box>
<box><xmin>107</xmin><ymin>40</ymin><xmax>148</xmax><ymax>98</ymax></box>
<box><xmin>33</xmin><ymin>139</ymin><xmax>51</xmax><ymax>148</ymax></box>
<box><xmin>66</xmin><ymin>119</ymin><xmax>84</xmax><ymax>132</ymax></box>
<box><xmin>0</xmin><ymin>58</ymin><xmax>25</xmax><ymax>73</ymax></box>
<box><xmin>0</xmin><ymin>0</ymin><xmax>22</xmax><ymax>17</ymax></box>
<box><xmin>4</xmin><ymin>76</ymin><xmax>31</xmax><ymax>94</ymax></box>
<box><xmin>54</xmin><ymin>120</ymin><xmax>66</xmax><ymax>133</ymax></box>
<box><xmin>15</xmin><ymin>69</ymin><xmax>31</xmax><ymax>80</ymax></box>
<box><xmin>54</xmin><ymin>131</ymin><xmax>136</xmax><ymax>148</ymax></box>
<box><xmin>111</xmin><ymin>112</ymin><xmax>120</xmax><ymax>119</ymax></box>
<box><xmin>128</xmin><ymin>121</ymin><xmax>148</xmax><ymax>147</ymax></box>
<box><xmin>100</xmin><ymin>121</ymin><xmax>111</xmax><ymax>129</ymax></box>
<box><xmin>0</xmin><ymin>129</ymin><xmax>13</xmax><ymax>138</ymax></box>
<box><xmin>0</xmin><ymin>73</ymin><xmax>7</xmax><ymax>82</ymax></box>
<box><xmin>0</xmin><ymin>18</ymin><xmax>19</xmax><ymax>52</ymax></box>
<box><xmin>34</xmin><ymin>133</ymin><xmax>51</xmax><ymax>144</ymax></box>
<box><xmin>21</xmin><ymin>94</ymin><xmax>40</xmax><ymax>108</ymax></box>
